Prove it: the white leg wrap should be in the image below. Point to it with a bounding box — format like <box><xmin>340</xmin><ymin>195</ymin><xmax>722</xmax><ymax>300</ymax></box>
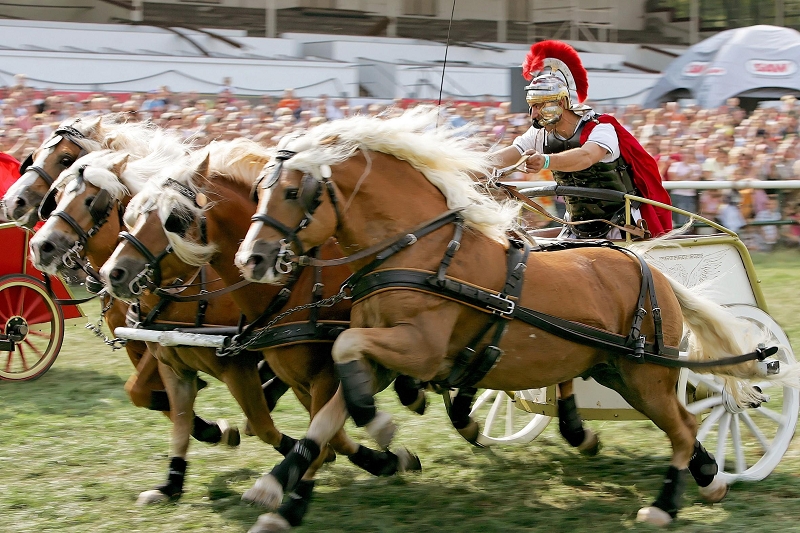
<box><xmin>365</xmin><ymin>411</ymin><xmax>396</xmax><ymax>450</ymax></box>
<box><xmin>636</xmin><ymin>506</ymin><xmax>673</xmax><ymax>526</ymax></box>
<box><xmin>242</xmin><ymin>474</ymin><xmax>284</xmax><ymax>510</ymax></box>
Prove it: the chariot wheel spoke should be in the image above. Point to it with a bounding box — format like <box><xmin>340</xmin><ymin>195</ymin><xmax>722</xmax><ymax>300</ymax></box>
<box><xmin>23</xmin><ymin>339</ymin><xmax>45</xmax><ymax>360</ymax></box>
<box><xmin>4</xmin><ymin>351</ymin><xmax>13</xmax><ymax>373</ymax></box>
<box><xmin>483</xmin><ymin>391</ymin><xmax>505</xmax><ymax>436</ymax></box>
<box><xmin>687</xmin><ymin>395</ymin><xmax>723</xmax><ymax>415</ymax></box>
<box><xmin>731</xmin><ymin>414</ymin><xmax>747</xmax><ymax>474</ymax></box>
<box><xmin>740</xmin><ymin>412</ymin><xmax>770</xmax><ymax>451</ymax></box>
<box><xmin>472</xmin><ymin>389</ymin><xmax>494</xmax><ymax>412</ymax></box>
<box><xmin>16</xmin><ymin>343</ymin><xmax>29</xmax><ymax>371</ymax></box>
<box><xmin>688</xmin><ymin>374</ymin><xmax>724</xmax><ymax>394</ymax></box>
<box><xmin>697</xmin><ymin>405</ymin><xmax>725</xmax><ymax>441</ymax></box>
<box><xmin>715</xmin><ymin>412</ymin><xmax>731</xmax><ymax>470</ymax></box>
<box><xmin>505</xmin><ymin>396</ymin><xmax>514</xmax><ymax>436</ymax></box>
<box><xmin>753</xmin><ymin>405</ymin><xmax>786</xmax><ymax>425</ymax></box>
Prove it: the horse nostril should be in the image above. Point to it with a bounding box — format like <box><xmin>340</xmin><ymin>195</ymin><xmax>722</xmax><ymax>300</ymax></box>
<box><xmin>247</xmin><ymin>254</ymin><xmax>264</xmax><ymax>268</ymax></box>
<box><xmin>14</xmin><ymin>197</ymin><xmax>26</xmax><ymax>209</ymax></box>
<box><xmin>109</xmin><ymin>267</ymin><xmax>127</xmax><ymax>283</ymax></box>
<box><xmin>40</xmin><ymin>241</ymin><xmax>55</xmax><ymax>254</ymax></box>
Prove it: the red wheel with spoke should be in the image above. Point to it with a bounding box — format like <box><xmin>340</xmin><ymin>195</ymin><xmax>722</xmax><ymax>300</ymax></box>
<box><xmin>0</xmin><ymin>274</ymin><xmax>64</xmax><ymax>381</ymax></box>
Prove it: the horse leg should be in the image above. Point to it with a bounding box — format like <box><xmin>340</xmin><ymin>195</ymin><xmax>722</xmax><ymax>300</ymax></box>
<box><xmin>393</xmin><ymin>375</ymin><xmax>427</xmax><ymax>415</ymax></box>
<box><xmin>557</xmin><ymin>380</ymin><xmax>600</xmax><ymax>456</ymax></box>
<box><xmin>682</xmin><ymin>407</ymin><xmax>728</xmax><ymax>503</ymax></box>
<box><xmin>611</xmin><ymin>362</ymin><xmax>698</xmax><ymax>526</ymax></box>
<box><xmin>333</xmin><ymin>324</ymin><xmax>448</xmax><ymax>449</ymax></box>
<box><xmin>244</xmin><ymin>386</ymin><xmax>349</xmax><ymax>511</ymax></box>
<box><xmin>137</xmin><ymin>354</ymin><xmax>197</xmax><ymax>505</ymax></box>
<box><xmin>127</xmin><ymin>350</ymin><xmax>235</xmax><ymax>446</ymax></box>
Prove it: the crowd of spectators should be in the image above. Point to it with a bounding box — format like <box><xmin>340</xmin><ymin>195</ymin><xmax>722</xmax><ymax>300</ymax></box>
<box><xmin>2</xmin><ymin>73</ymin><xmax>800</xmax><ymax>250</ymax></box>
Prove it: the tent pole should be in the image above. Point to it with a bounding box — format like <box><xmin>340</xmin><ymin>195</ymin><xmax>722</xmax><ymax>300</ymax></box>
<box><xmin>689</xmin><ymin>0</ymin><xmax>699</xmax><ymax>45</ymax></box>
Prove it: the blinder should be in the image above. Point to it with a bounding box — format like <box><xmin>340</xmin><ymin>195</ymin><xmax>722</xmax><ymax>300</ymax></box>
<box><xmin>20</xmin><ymin>153</ymin><xmax>34</xmax><ymax>176</ymax></box>
<box><xmin>297</xmin><ymin>173</ymin><xmax>323</xmax><ymax>215</ymax></box>
<box><xmin>39</xmin><ymin>187</ymin><xmax>59</xmax><ymax>220</ymax></box>
<box><xmin>164</xmin><ymin>208</ymin><xmax>194</xmax><ymax>237</ymax></box>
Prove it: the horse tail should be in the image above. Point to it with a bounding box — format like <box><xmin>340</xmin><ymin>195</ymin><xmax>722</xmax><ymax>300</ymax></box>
<box><xmin>666</xmin><ymin>276</ymin><xmax>800</xmax><ymax>406</ymax></box>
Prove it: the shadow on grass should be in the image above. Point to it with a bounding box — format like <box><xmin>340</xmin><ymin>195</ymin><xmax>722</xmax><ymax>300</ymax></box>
<box><xmin>0</xmin><ymin>366</ymin><xmax>127</xmax><ymax>417</ymax></box>
<box><xmin>199</xmin><ymin>440</ymin><xmax>800</xmax><ymax>533</ymax></box>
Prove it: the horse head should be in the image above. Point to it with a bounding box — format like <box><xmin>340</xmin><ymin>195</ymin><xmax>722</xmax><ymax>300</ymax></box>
<box><xmin>3</xmin><ymin>116</ymin><xmax>104</xmax><ymax>227</ymax></box>
<box><xmin>29</xmin><ymin>150</ymin><xmax>129</xmax><ymax>276</ymax></box>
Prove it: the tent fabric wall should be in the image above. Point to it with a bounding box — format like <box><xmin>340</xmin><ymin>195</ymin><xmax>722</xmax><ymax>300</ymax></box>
<box><xmin>644</xmin><ymin>25</ymin><xmax>800</xmax><ymax>109</ymax></box>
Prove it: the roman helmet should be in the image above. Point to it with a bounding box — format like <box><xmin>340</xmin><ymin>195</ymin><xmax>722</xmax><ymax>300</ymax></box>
<box><xmin>522</xmin><ymin>40</ymin><xmax>589</xmax><ymax>128</ymax></box>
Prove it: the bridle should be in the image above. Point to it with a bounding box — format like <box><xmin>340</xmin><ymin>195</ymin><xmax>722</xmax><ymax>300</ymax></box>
<box><xmin>250</xmin><ymin>149</ymin><xmax>342</xmax><ymax>274</ymax></box>
<box><xmin>39</xmin><ymin>167</ymin><xmax>123</xmax><ymax>272</ymax></box>
<box><xmin>20</xmin><ymin>124</ymin><xmax>90</xmax><ymax>189</ymax></box>
<box><xmin>117</xmin><ymin>178</ymin><xmax>208</xmax><ymax>296</ymax></box>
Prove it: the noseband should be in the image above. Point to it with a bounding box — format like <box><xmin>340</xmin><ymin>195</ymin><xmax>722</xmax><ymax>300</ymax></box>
<box><xmin>250</xmin><ymin>149</ymin><xmax>342</xmax><ymax>273</ymax></box>
<box><xmin>40</xmin><ymin>167</ymin><xmax>123</xmax><ymax>270</ymax></box>
<box><xmin>117</xmin><ymin>179</ymin><xmax>208</xmax><ymax>296</ymax></box>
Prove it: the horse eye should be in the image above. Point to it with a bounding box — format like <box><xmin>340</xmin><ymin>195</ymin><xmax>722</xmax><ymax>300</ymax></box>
<box><xmin>285</xmin><ymin>188</ymin><xmax>299</xmax><ymax>200</ymax></box>
<box><xmin>84</xmin><ymin>196</ymin><xmax>95</xmax><ymax>207</ymax></box>
<box><xmin>59</xmin><ymin>156</ymin><xmax>74</xmax><ymax>167</ymax></box>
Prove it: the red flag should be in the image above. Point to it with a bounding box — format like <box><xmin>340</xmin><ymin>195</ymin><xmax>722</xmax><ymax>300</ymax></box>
<box><xmin>581</xmin><ymin>115</ymin><xmax>673</xmax><ymax>236</ymax></box>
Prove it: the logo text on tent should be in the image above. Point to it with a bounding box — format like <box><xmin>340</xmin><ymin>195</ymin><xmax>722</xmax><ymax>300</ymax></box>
<box><xmin>746</xmin><ymin>60</ymin><xmax>797</xmax><ymax>76</ymax></box>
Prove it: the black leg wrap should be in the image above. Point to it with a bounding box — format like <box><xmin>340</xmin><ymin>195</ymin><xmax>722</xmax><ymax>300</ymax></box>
<box><xmin>191</xmin><ymin>415</ymin><xmax>222</xmax><ymax>444</ymax></box>
<box><xmin>336</xmin><ymin>361</ymin><xmax>376</xmax><ymax>427</ymax></box>
<box><xmin>394</xmin><ymin>375</ymin><xmax>422</xmax><ymax>406</ymax></box>
<box><xmin>274</xmin><ymin>434</ymin><xmax>298</xmax><ymax>457</ymax></box>
<box><xmin>689</xmin><ymin>440</ymin><xmax>718</xmax><ymax>487</ymax></box>
<box><xmin>257</xmin><ymin>359</ymin><xmax>277</xmax><ymax>383</ymax></box>
<box><xmin>269</xmin><ymin>438</ymin><xmax>321</xmax><ymax>495</ymax></box>
<box><xmin>149</xmin><ymin>390</ymin><xmax>171</xmax><ymax>412</ymax></box>
<box><xmin>652</xmin><ymin>466</ymin><xmax>688</xmax><ymax>519</ymax></box>
<box><xmin>277</xmin><ymin>479</ymin><xmax>315</xmax><ymax>527</ymax></box>
<box><xmin>558</xmin><ymin>396</ymin><xmax>587</xmax><ymax>448</ymax></box>
<box><xmin>155</xmin><ymin>456</ymin><xmax>187</xmax><ymax>498</ymax></box>
<box><xmin>263</xmin><ymin>376</ymin><xmax>291</xmax><ymax>412</ymax></box>
<box><xmin>449</xmin><ymin>388</ymin><xmax>476</xmax><ymax>430</ymax></box>
<box><xmin>348</xmin><ymin>445</ymin><xmax>399</xmax><ymax>477</ymax></box>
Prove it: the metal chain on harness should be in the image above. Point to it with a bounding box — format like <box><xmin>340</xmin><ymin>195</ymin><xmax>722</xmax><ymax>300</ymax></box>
<box><xmin>217</xmin><ymin>289</ymin><xmax>351</xmax><ymax>357</ymax></box>
<box><xmin>84</xmin><ymin>294</ymin><xmax>128</xmax><ymax>350</ymax></box>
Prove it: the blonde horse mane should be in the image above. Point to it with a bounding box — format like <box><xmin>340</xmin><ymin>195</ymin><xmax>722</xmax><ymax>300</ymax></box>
<box><xmin>127</xmin><ymin>138</ymin><xmax>274</xmax><ymax>266</ymax></box>
<box><xmin>279</xmin><ymin>106</ymin><xmax>521</xmax><ymax>242</ymax></box>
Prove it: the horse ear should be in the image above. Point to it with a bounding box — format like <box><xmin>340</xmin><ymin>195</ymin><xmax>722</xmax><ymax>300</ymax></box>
<box><xmin>84</xmin><ymin>117</ymin><xmax>103</xmax><ymax>139</ymax></box>
<box><xmin>111</xmin><ymin>153</ymin><xmax>129</xmax><ymax>176</ymax></box>
<box><xmin>193</xmin><ymin>153</ymin><xmax>210</xmax><ymax>183</ymax></box>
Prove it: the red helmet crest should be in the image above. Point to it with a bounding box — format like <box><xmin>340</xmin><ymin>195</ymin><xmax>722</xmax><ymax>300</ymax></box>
<box><xmin>522</xmin><ymin>40</ymin><xmax>588</xmax><ymax>103</ymax></box>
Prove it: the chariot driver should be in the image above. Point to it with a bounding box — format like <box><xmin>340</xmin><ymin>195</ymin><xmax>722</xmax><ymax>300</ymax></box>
<box><xmin>495</xmin><ymin>40</ymin><xmax>673</xmax><ymax>238</ymax></box>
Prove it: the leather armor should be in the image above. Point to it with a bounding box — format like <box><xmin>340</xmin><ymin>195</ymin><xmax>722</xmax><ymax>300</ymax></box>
<box><xmin>543</xmin><ymin>119</ymin><xmax>636</xmax><ymax>238</ymax></box>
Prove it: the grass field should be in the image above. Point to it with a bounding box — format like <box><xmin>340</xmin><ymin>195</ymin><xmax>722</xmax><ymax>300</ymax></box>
<box><xmin>2</xmin><ymin>251</ymin><xmax>800</xmax><ymax>533</ymax></box>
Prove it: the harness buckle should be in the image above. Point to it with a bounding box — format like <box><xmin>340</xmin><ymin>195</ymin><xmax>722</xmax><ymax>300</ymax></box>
<box><xmin>275</xmin><ymin>239</ymin><xmax>296</xmax><ymax>275</ymax></box>
<box><xmin>406</xmin><ymin>234</ymin><xmax>418</xmax><ymax>246</ymax></box>
<box><xmin>489</xmin><ymin>294</ymin><xmax>516</xmax><ymax>317</ymax></box>
<box><xmin>633</xmin><ymin>335</ymin><xmax>646</xmax><ymax>362</ymax></box>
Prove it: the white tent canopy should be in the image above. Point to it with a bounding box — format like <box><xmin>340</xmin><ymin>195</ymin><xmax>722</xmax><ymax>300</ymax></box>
<box><xmin>644</xmin><ymin>25</ymin><xmax>800</xmax><ymax>109</ymax></box>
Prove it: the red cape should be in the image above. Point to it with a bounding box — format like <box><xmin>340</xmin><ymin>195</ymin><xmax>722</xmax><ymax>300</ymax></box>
<box><xmin>580</xmin><ymin>115</ymin><xmax>672</xmax><ymax>236</ymax></box>
<box><xmin>0</xmin><ymin>152</ymin><xmax>20</xmax><ymax>198</ymax></box>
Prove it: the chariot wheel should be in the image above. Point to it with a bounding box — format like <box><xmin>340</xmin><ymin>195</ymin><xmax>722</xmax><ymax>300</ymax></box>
<box><xmin>444</xmin><ymin>388</ymin><xmax>552</xmax><ymax>446</ymax></box>
<box><xmin>677</xmin><ymin>304</ymin><xmax>799</xmax><ymax>483</ymax></box>
<box><xmin>0</xmin><ymin>274</ymin><xmax>65</xmax><ymax>381</ymax></box>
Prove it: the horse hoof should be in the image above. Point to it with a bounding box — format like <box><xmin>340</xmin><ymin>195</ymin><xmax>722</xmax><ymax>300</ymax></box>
<box><xmin>218</xmin><ymin>419</ymin><xmax>241</xmax><ymax>447</ymax></box>
<box><xmin>636</xmin><ymin>506</ymin><xmax>673</xmax><ymax>526</ymax></box>
<box><xmin>456</xmin><ymin>419</ymin><xmax>482</xmax><ymax>446</ymax></box>
<box><xmin>365</xmin><ymin>411</ymin><xmax>396</xmax><ymax>450</ymax></box>
<box><xmin>244</xmin><ymin>420</ymin><xmax>256</xmax><ymax>437</ymax></box>
<box><xmin>578</xmin><ymin>429</ymin><xmax>600</xmax><ymax>457</ymax></box>
<box><xmin>395</xmin><ymin>447</ymin><xmax>422</xmax><ymax>472</ymax></box>
<box><xmin>242</xmin><ymin>475</ymin><xmax>284</xmax><ymax>510</ymax></box>
<box><xmin>698</xmin><ymin>477</ymin><xmax>729</xmax><ymax>503</ymax></box>
<box><xmin>136</xmin><ymin>489</ymin><xmax>171</xmax><ymax>506</ymax></box>
<box><xmin>248</xmin><ymin>513</ymin><xmax>291</xmax><ymax>533</ymax></box>
<box><xmin>407</xmin><ymin>391</ymin><xmax>427</xmax><ymax>416</ymax></box>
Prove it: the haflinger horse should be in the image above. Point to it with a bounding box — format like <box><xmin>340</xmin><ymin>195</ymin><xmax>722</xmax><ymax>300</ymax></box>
<box><xmin>235</xmin><ymin>107</ymin><xmax>799</xmax><ymax>526</ymax></box>
<box><xmin>28</xmin><ymin>144</ymin><xmax>274</xmax><ymax>505</ymax></box>
<box><xmin>6</xmin><ymin>115</ymin><xmax>235</xmax><ymax>449</ymax></box>
<box><xmin>92</xmin><ymin>138</ymin><xmax>420</xmax><ymax>531</ymax></box>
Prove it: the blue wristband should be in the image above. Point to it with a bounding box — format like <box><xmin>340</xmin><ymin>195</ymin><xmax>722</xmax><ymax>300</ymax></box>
<box><xmin>542</xmin><ymin>154</ymin><xmax>550</xmax><ymax>170</ymax></box>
